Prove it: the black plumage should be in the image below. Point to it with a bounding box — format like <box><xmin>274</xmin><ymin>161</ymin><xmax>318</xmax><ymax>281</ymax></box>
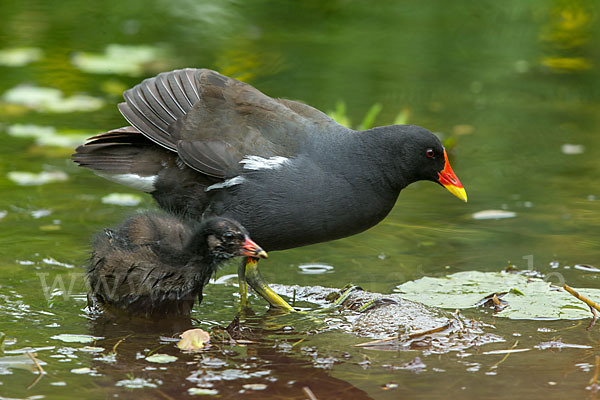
<box><xmin>73</xmin><ymin>68</ymin><xmax>466</xmax><ymax>253</ymax></box>
<box><xmin>87</xmin><ymin>212</ymin><xmax>266</xmax><ymax>317</ymax></box>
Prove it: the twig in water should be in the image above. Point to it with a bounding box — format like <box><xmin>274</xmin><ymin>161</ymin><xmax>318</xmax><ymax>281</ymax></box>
<box><xmin>489</xmin><ymin>340</ymin><xmax>519</xmax><ymax>371</ymax></box>
<box><xmin>564</xmin><ymin>284</ymin><xmax>600</xmax><ymax>314</ymax></box>
<box><xmin>112</xmin><ymin>335</ymin><xmax>131</xmax><ymax>355</ymax></box>
<box><xmin>26</xmin><ymin>351</ymin><xmax>45</xmax><ymax>390</ymax></box>
<box><xmin>303</xmin><ymin>386</ymin><xmax>319</xmax><ymax>400</ymax></box>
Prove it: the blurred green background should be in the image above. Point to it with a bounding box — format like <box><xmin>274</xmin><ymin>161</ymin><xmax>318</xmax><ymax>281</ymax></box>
<box><xmin>0</xmin><ymin>0</ymin><xmax>599</xmax><ymax>398</ymax></box>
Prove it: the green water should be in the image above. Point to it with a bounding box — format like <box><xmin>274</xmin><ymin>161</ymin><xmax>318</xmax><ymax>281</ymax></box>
<box><xmin>1</xmin><ymin>0</ymin><xmax>599</xmax><ymax>398</ymax></box>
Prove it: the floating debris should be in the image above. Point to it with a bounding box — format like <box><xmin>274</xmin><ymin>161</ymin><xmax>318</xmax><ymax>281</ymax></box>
<box><xmin>145</xmin><ymin>353</ymin><xmax>178</xmax><ymax>364</ymax></box>
<box><xmin>472</xmin><ymin>210</ymin><xmax>516</xmax><ymax>220</ymax></box>
<box><xmin>8</xmin><ymin>171</ymin><xmax>68</xmax><ymax>186</ymax></box>
<box><xmin>178</xmin><ymin>329</ymin><xmax>210</xmax><ymax>352</ymax></box>
<box><xmin>101</xmin><ymin>193</ymin><xmax>142</xmax><ymax>206</ymax></box>
<box><xmin>70</xmin><ymin>367</ymin><xmax>96</xmax><ymax>375</ymax></box>
<box><xmin>0</xmin><ymin>47</ymin><xmax>43</xmax><ymax>66</ymax></box>
<box><xmin>2</xmin><ymin>85</ymin><xmax>104</xmax><ymax>113</ymax></box>
<box><xmin>188</xmin><ymin>388</ymin><xmax>219</xmax><ymax>395</ymax></box>
<box><xmin>115</xmin><ymin>377</ymin><xmax>162</xmax><ymax>389</ymax></box>
<box><xmin>243</xmin><ymin>383</ymin><xmax>267</xmax><ymax>390</ymax></box>
<box><xmin>51</xmin><ymin>334</ymin><xmax>103</xmax><ymax>344</ymax></box>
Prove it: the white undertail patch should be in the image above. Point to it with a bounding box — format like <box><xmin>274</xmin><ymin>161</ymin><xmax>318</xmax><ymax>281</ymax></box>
<box><xmin>240</xmin><ymin>155</ymin><xmax>290</xmax><ymax>171</ymax></box>
<box><xmin>96</xmin><ymin>172</ymin><xmax>157</xmax><ymax>193</ymax></box>
<box><xmin>205</xmin><ymin>176</ymin><xmax>246</xmax><ymax>191</ymax></box>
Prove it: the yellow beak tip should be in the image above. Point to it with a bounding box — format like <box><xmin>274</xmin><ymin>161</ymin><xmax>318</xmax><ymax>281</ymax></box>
<box><xmin>444</xmin><ymin>185</ymin><xmax>468</xmax><ymax>203</ymax></box>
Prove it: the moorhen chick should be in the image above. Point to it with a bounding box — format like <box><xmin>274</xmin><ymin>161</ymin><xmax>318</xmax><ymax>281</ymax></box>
<box><xmin>74</xmin><ymin>68</ymin><xmax>467</xmax><ymax>310</ymax></box>
<box><xmin>87</xmin><ymin>212</ymin><xmax>267</xmax><ymax>317</ymax></box>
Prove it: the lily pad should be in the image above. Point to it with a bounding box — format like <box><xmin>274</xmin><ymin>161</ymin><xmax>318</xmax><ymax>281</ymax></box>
<box><xmin>395</xmin><ymin>271</ymin><xmax>600</xmax><ymax>319</ymax></box>
<box><xmin>177</xmin><ymin>329</ymin><xmax>210</xmax><ymax>352</ymax></box>
<box><xmin>72</xmin><ymin>44</ymin><xmax>170</xmax><ymax>76</ymax></box>
<box><xmin>51</xmin><ymin>334</ymin><xmax>103</xmax><ymax>343</ymax></box>
<box><xmin>0</xmin><ymin>47</ymin><xmax>43</xmax><ymax>66</ymax></box>
<box><xmin>145</xmin><ymin>353</ymin><xmax>178</xmax><ymax>363</ymax></box>
<box><xmin>2</xmin><ymin>85</ymin><xmax>104</xmax><ymax>113</ymax></box>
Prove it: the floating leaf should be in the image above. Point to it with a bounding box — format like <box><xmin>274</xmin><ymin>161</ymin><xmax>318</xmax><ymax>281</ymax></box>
<box><xmin>51</xmin><ymin>334</ymin><xmax>103</xmax><ymax>343</ymax></box>
<box><xmin>472</xmin><ymin>210</ymin><xmax>516</xmax><ymax>220</ymax></box>
<box><xmin>0</xmin><ymin>47</ymin><xmax>43</xmax><ymax>66</ymax></box>
<box><xmin>177</xmin><ymin>329</ymin><xmax>210</xmax><ymax>351</ymax></box>
<box><xmin>79</xmin><ymin>346</ymin><xmax>104</xmax><ymax>353</ymax></box>
<box><xmin>2</xmin><ymin>85</ymin><xmax>104</xmax><ymax>113</ymax></box>
<box><xmin>145</xmin><ymin>353</ymin><xmax>178</xmax><ymax>363</ymax></box>
<box><xmin>8</xmin><ymin>171</ymin><xmax>68</xmax><ymax>186</ymax></box>
<box><xmin>72</xmin><ymin>44</ymin><xmax>170</xmax><ymax>76</ymax></box>
<box><xmin>70</xmin><ymin>367</ymin><xmax>93</xmax><ymax>374</ymax></box>
<box><xmin>243</xmin><ymin>383</ymin><xmax>267</xmax><ymax>390</ymax></box>
<box><xmin>188</xmin><ymin>388</ymin><xmax>219</xmax><ymax>395</ymax></box>
<box><xmin>101</xmin><ymin>193</ymin><xmax>142</xmax><ymax>206</ymax></box>
<box><xmin>396</xmin><ymin>271</ymin><xmax>600</xmax><ymax>319</ymax></box>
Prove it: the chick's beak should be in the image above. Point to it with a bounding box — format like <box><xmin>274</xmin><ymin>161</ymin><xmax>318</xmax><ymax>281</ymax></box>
<box><xmin>438</xmin><ymin>149</ymin><xmax>468</xmax><ymax>202</ymax></box>
<box><xmin>241</xmin><ymin>237</ymin><xmax>268</xmax><ymax>259</ymax></box>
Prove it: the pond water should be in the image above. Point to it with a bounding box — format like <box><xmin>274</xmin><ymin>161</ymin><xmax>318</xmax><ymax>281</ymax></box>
<box><xmin>1</xmin><ymin>0</ymin><xmax>599</xmax><ymax>398</ymax></box>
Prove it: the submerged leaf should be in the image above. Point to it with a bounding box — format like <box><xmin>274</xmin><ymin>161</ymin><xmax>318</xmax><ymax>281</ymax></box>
<box><xmin>177</xmin><ymin>329</ymin><xmax>210</xmax><ymax>351</ymax></box>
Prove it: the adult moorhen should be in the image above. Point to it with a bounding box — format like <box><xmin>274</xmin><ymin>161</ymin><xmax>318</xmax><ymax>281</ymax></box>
<box><xmin>87</xmin><ymin>212</ymin><xmax>267</xmax><ymax>317</ymax></box>
<box><xmin>74</xmin><ymin>68</ymin><xmax>467</xmax><ymax>310</ymax></box>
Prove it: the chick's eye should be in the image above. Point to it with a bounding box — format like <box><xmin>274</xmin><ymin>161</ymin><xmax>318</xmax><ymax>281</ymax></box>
<box><xmin>223</xmin><ymin>232</ymin><xmax>234</xmax><ymax>240</ymax></box>
<box><xmin>426</xmin><ymin>148</ymin><xmax>435</xmax><ymax>159</ymax></box>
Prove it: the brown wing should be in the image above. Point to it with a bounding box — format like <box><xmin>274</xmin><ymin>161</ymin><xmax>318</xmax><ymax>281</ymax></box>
<box><xmin>116</xmin><ymin>68</ymin><xmax>347</xmax><ymax>178</ymax></box>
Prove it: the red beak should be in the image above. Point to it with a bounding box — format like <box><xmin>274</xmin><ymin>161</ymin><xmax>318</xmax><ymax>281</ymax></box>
<box><xmin>437</xmin><ymin>149</ymin><xmax>467</xmax><ymax>202</ymax></box>
<box><xmin>241</xmin><ymin>237</ymin><xmax>268</xmax><ymax>259</ymax></box>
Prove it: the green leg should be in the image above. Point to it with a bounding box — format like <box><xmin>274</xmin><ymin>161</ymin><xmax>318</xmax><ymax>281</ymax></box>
<box><xmin>238</xmin><ymin>258</ymin><xmax>249</xmax><ymax>308</ymax></box>
<box><xmin>244</xmin><ymin>257</ymin><xmax>295</xmax><ymax>311</ymax></box>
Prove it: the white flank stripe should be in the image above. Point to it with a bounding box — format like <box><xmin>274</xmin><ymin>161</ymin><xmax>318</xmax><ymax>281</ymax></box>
<box><xmin>240</xmin><ymin>155</ymin><xmax>289</xmax><ymax>170</ymax></box>
<box><xmin>205</xmin><ymin>176</ymin><xmax>245</xmax><ymax>192</ymax></box>
<box><xmin>96</xmin><ymin>172</ymin><xmax>157</xmax><ymax>192</ymax></box>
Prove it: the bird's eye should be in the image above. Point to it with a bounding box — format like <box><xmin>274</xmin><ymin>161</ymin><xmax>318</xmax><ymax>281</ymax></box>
<box><xmin>223</xmin><ymin>232</ymin><xmax>235</xmax><ymax>240</ymax></box>
<box><xmin>425</xmin><ymin>148</ymin><xmax>435</xmax><ymax>159</ymax></box>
